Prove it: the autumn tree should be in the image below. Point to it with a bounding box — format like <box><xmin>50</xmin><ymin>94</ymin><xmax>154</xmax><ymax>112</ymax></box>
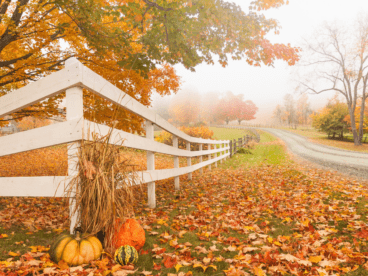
<box><xmin>344</xmin><ymin>97</ymin><xmax>368</xmax><ymax>135</ymax></box>
<box><xmin>311</xmin><ymin>96</ymin><xmax>349</xmax><ymax>139</ymax></box>
<box><xmin>200</xmin><ymin>91</ymin><xmax>221</xmax><ymax>125</ymax></box>
<box><xmin>17</xmin><ymin>117</ymin><xmax>52</xmax><ymax>132</ymax></box>
<box><xmin>233</xmin><ymin>97</ymin><xmax>258</xmax><ymax>125</ymax></box>
<box><xmin>296</xmin><ymin>94</ymin><xmax>312</xmax><ymax>125</ymax></box>
<box><xmin>273</xmin><ymin>104</ymin><xmax>283</xmax><ymax>124</ymax></box>
<box><xmin>298</xmin><ymin>15</ymin><xmax>368</xmax><ymax>145</ymax></box>
<box><xmin>283</xmin><ymin>93</ymin><xmax>297</xmax><ymax>128</ymax></box>
<box><xmin>0</xmin><ymin>0</ymin><xmax>300</xmax><ymax>134</ymax></box>
<box><xmin>168</xmin><ymin>89</ymin><xmax>201</xmax><ymax>126</ymax></box>
<box><xmin>215</xmin><ymin>91</ymin><xmax>238</xmax><ymax>124</ymax></box>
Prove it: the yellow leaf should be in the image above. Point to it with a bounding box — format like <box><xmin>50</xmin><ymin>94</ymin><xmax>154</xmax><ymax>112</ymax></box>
<box><xmin>253</xmin><ymin>266</ymin><xmax>266</xmax><ymax>276</ymax></box>
<box><xmin>111</xmin><ymin>264</ymin><xmax>122</xmax><ymax>272</ymax></box>
<box><xmin>267</xmin><ymin>237</ymin><xmax>273</xmax><ymax>243</ymax></box>
<box><xmin>8</xmin><ymin>251</ymin><xmax>20</xmax><ymax>257</ymax></box>
<box><xmin>274</xmin><ymin>241</ymin><xmax>282</xmax><ymax>246</ymax></box>
<box><xmin>193</xmin><ymin>263</ymin><xmax>207</xmax><ymax>272</ymax></box>
<box><xmin>169</xmin><ymin>239</ymin><xmax>178</xmax><ymax>247</ymax></box>
<box><xmin>208</xmin><ymin>265</ymin><xmax>217</xmax><ymax>271</ymax></box>
<box><xmin>175</xmin><ymin>263</ymin><xmax>182</xmax><ymax>272</ymax></box>
<box><xmin>309</xmin><ymin>256</ymin><xmax>322</xmax><ymax>263</ymax></box>
<box><xmin>302</xmin><ymin>218</ymin><xmax>310</xmax><ymax>227</ymax></box>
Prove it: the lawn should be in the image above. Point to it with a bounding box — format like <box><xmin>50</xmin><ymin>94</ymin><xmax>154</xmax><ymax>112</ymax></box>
<box><xmin>1</xmin><ymin>129</ymin><xmax>368</xmax><ymax>275</ymax></box>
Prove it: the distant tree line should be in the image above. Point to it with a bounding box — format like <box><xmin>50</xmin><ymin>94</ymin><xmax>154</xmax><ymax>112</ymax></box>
<box><xmin>272</xmin><ymin>93</ymin><xmax>313</xmax><ymax>128</ymax></box>
<box><xmin>152</xmin><ymin>90</ymin><xmax>258</xmax><ymax>127</ymax></box>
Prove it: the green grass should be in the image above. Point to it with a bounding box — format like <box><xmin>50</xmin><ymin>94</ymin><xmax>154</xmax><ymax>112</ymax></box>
<box><xmin>0</xmin><ymin>224</ymin><xmax>65</xmax><ymax>260</ymax></box>
<box><xmin>209</xmin><ymin>126</ymin><xmax>254</xmax><ymax>141</ymax></box>
<box><xmin>218</xmin><ymin>129</ymin><xmax>288</xmax><ymax>169</ymax></box>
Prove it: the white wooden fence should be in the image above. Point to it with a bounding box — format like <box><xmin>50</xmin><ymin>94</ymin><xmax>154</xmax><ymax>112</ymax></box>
<box><xmin>0</xmin><ymin>58</ymin><xmax>230</xmax><ymax>233</ymax></box>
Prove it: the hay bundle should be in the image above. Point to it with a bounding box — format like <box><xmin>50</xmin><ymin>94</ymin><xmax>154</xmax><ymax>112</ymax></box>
<box><xmin>65</xmin><ymin>123</ymin><xmax>141</xmax><ymax>254</ymax></box>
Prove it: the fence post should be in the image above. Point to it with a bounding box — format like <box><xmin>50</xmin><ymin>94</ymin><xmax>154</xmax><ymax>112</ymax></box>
<box><xmin>186</xmin><ymin>141</ymin><xmax>192</xmax><ymax>180</ymax></box>
<box><xmin>220</xmin><ymin>143</ymin><xmax>223</xmax><ymax>164</ymax></box>
<box><xmin>208</xmin><ymin>144</ymin><xmax>212</xmax><ymax>171</ymax></box>
<box><xmin>238</xmin><ymin>138</ymin><xmax>242</xmax><ymax>149</ymax></box>
<box><xmin>173</xmin><ymin>136</ymin><xmax>179</xmax><ymax>190</ymax></box>
<box><xmin>146</xmin><ymin>120</ymin><xmax>155</xmax><ymax>208</ymax></box>
<box><xmin>199</xmin><ymin>144</ymin><xmax>203</xmax><ymax>174</ymax></box>
<box><xmin>233</xmin><ymin>139</ymin><xmax>237</xmax><ymax>154</ymax></box>
<box><xmin>212</xmin><ymin>144</ymin><xmax>216</xmax><ymax>168</ymax></box>
<box><xmin>230</xmin><ymin>140</ymin><xmax>232</xmax><ymax>158</ymax></box>
<box><xmin>66</xmin><ymin>85</ymin><xmax>83</xmax><ymax>234</ymax></box>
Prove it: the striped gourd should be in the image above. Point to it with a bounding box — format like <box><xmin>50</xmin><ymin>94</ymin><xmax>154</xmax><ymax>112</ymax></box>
<box><xmin>114</xmin><ymin>245</ymin><xmax>139</xmax><ymax>266</ymax></box>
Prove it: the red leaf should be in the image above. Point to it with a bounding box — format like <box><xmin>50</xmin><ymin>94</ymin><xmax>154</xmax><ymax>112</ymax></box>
<box><xmin>355</xmin><ymin>228</ymin><xmax>368</xmax><ymax>239</ymax></box>
<box><xmin>163</xmin><ymin>256</ymin><xmax>177</xmax><ymax>268</ymax></box>
<box><xmin>153</xmin><ymin>262</ymin><xmax>162</xmax><ymax>270</ymax></box>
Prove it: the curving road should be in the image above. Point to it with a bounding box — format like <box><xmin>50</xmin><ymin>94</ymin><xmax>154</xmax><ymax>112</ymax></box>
<box><xmin>259</xmin><ymin>128</ymin><xmax>368</xmax><ymax>180</ymax></box>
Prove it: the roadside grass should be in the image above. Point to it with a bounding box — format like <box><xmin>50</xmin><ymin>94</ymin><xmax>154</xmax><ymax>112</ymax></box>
<box><xmin>209</xmin><ymin>126</ymin><xmax>254</xmax><ymax>141</ymax></box>
<box><xmin>273</xmin><ymin>126</ymin><xmax>368</xmax><ymax>153</ymax></box>
<box><xmin>219</xmin><ymin>130</ymin><xmax>289</xmax><ymax>169</ymax></box>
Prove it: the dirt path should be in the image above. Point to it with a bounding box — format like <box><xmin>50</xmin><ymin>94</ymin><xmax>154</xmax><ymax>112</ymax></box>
<box><xmin>260</xmin><ymin>128</ymin><xmax>368</xmax><ymax>180</ymax></box>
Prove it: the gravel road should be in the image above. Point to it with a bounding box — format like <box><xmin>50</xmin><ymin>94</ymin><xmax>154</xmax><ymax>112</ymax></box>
<box><xmin>260</xmin><ymin>128</ymin><xmax>368</xmax><ymax>180</ymax></box>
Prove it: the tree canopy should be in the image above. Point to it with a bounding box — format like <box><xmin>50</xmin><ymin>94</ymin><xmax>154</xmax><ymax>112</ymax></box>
<box><xmin>0</xmin><ymin>0</ymin><xmax>300</xmax><ymax>133</ymax></box>
<box><xmin>311</xmin><ymin>96</ymin><xmax>350</xmax><ymax>139</ymax></box>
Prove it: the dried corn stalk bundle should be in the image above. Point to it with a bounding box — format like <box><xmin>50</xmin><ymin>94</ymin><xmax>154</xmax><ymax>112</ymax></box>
<box><xmin>64</xmin><ymin>123</ymin><xmax>142</xmax><ymax>253</ymax></box>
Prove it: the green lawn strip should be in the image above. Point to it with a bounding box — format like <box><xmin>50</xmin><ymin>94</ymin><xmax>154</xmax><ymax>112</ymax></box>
<box><xmin>0</xmin><ymin>225</ymin><xmax>63</xmax><ymax>261</ymax></box>
<box><xmin>218</xmin><ymin>130</ymin><xmax>289</xmax><ymax>169</ymax></box>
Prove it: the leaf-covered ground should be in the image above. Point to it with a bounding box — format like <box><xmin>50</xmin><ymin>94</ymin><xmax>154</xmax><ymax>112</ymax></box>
<box><xmin>2</xmin><ymin>130</ymin><xmax>368</xmax><ymax>275</ymax></box>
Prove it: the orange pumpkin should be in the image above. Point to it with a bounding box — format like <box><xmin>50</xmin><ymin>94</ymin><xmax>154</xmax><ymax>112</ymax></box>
<box><xmin>110</xmin><ymin>218</ymin><xmax>145</xmax><ymax>251</ymax></box>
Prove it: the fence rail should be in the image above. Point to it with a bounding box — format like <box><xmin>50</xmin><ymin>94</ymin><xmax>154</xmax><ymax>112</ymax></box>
<box><xmin>0</xmin><ymin>58</ymin><xmax>230</xmax><ymax>233</ymax></box>
<box><xmin>211</xmin><ymin>125</ymin><xmax>261</xmax><ymax>157</ymax></box>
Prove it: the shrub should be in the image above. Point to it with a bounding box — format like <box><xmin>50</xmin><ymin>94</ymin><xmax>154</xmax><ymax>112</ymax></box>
<box><xmin>155</xmin><ymin>126</ymin><xmax>214</xmax><ymax>151</ymax></box>
<box><xmin>193</xmin><ymin>121</ymin><xmax>208</xmax><ymax>127</ymax></box>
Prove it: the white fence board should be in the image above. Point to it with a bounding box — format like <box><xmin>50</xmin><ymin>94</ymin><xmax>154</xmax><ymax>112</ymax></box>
<box><xmin>0</xmin><ymin>119</ymin><xmax>83</xmax><ymax>157</ymax></box>
<box><xmin>1</xmin><ymin>176</ymin><xmax>67</xmax><ymax>197</ymax></box>
<box><xmin>124</xmin><ymin>153</ymin><xmax>229</xmax><ymax>185</ymax></box>
<box><xmin>84</xmin><ymin>120</ymin><xmax>229</xmax><ymax>157</ymax></box>
<box><xmin>0</xmin><ymin>65</ymin><xmax>82</xmax><ymax>118</ymax></box>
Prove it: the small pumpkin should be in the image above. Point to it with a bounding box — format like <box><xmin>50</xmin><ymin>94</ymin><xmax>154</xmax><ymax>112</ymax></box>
<box><xmin>114</xmin><ymin>245</ymin><xmax>138</xmax><ymax>266</ymax></box>
<box><xmin>50</xmin><ymin>230</ymin><xmax>103</xmax><ymax>266</ymax></box>
<box><xmin>110</xmin><ymin>218</ymin><xmax>145</xmax><ymax>251</ymax></box>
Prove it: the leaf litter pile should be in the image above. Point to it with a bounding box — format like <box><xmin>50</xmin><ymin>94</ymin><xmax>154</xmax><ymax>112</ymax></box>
<box><xmin>2</xmin><ymin>153</ymin><xmax>368</xmax><ymax>275</ymax></box>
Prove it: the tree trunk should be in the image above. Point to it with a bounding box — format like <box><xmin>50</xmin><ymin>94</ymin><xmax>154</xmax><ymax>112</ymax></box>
<box><xmin>358</xmin><ymin>96</ymin><xmax>366</xmax><ymax>143</ymax></box>
<box><xmin>238</xmin><ymin>120</ymin><xmax>242</xmax><ymax>125</ymax></box>
<box><xmin>349</xmin><ymin>107</ymin><xmax>361</xmax><ymax>145</ymax></box>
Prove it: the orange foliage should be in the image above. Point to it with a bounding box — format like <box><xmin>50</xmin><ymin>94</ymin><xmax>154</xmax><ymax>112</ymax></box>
<box><xmin>168</xmin><ymin>90</ymin><xmax>201</xmax><ymax>126</ymax></box>
<box><xmin>155</xmin><ymin>126</ymin><xmax>214</xmax><ymax>151</ymax></box>
<box><xmin>0</xmin><ymin>0</ymin><xmax>300</xmax><ymax>134</ymax></box>
<box><xmin>344</xmin><ymin>97</ymin><xmax>368</xmax><ymax>133</ymax></box>
<box><xmin>17</xmin><ymin>117</ymin><xmax>52</xmax><ymax>131</ymax></box>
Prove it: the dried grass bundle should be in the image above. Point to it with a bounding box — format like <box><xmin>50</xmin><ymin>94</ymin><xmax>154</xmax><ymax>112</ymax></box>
<box><xmin>65</xmin><ymin>123</ymin><xmax>142</xmax><ymax>253</ymax></box>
